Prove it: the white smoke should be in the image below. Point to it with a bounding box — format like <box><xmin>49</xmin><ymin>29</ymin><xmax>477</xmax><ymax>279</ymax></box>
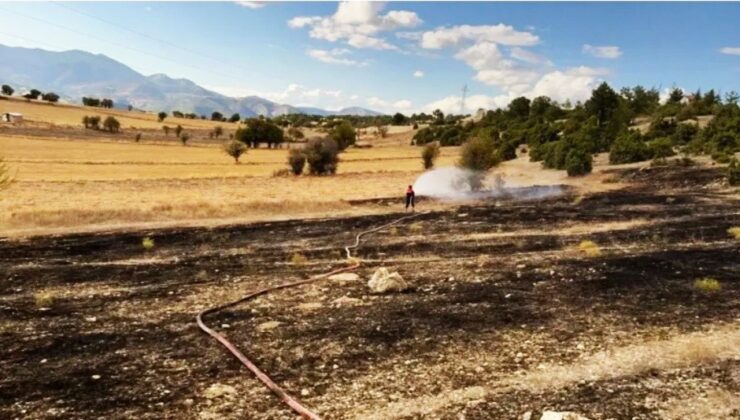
<box><xmin>413</xmin><ymin>166</ymin><xmax>564</xmax><ymax>201</ymax></box>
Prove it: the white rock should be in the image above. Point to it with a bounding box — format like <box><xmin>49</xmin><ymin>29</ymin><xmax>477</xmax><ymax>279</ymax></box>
<box><xmin>203</xmin><ymin>383</ymin><xmax>238</xmax><ymax>400</ymax></box>
<box><xmin>221</xmin><ymin>324</ymin><xmax>230</xmax><ymax>329</ymax></box>
<box><xmin>333</xmin><ymin>296</ymin><xmax>361</xmax><ymax>306</ymax></box>
<box><xmin>328</xmin><ymin>272</ymin><xmax>360</xmax><ymax>283</ymax></box>
<box><xmin>300</xmin><ymin>389</ymin><xmax>310</xmax><ymax>396</ymax></box>
<box><xmin>368</xmin><ymin>267</ymin><xmax>410</xmax><ymax>293</ymax></box>
<box><xmin>540</xmin><ymin>411</ymin><xmax>590</xmax><ymax>420</ymax></box>
<box><xmin>91</xmin><ymin>375</ymin><xmax>101</xmax><ymax>380</ymax></box>
<box><xmin>522</xmin><ymin>412</ymin><xmax>532</xmax><ymax>420</ymax></box>
<box><xmin>85</xmin><ymin>316</ymin><xmax>97</xmax><ymax>322</ymax></box>
<box><xmin>257</xmin><ymin>321</ymin><xmax>281</xmax><ymax>332</ymax></box>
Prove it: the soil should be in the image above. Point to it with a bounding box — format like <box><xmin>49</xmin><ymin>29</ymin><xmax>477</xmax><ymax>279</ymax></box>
<box><xmin>1</xmin><ymin>165</ymin><xmax>738</xmax><ymax>420</ymax></box>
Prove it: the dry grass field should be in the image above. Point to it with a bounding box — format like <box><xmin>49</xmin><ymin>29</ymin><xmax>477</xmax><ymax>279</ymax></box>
<box><xmin>0</xmin><ymin>124</ymin><xmax>458</xmax><ymax>236</ymax></box>
<box><xmin>0</xmin><ymin>96</ymin><xmax>228</xmax><ymax>130</ymax></box>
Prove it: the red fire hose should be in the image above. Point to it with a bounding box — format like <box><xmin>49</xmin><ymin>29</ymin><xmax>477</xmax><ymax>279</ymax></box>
<box><xmin>196</xmin><ymin>213</ymin><xmax>421</xmax><ymax>419</ymax></box>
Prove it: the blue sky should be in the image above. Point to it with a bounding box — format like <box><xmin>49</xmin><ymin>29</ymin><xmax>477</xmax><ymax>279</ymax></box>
<box><xmin>0</xmin><ymin>1</ymin><xmax>738</xmax><ymax>114</ymax></box>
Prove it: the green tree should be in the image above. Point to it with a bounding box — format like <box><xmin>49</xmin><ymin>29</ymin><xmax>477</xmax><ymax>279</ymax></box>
<box><xmin>211</xmin><ymin>111</ymin><xmax>223</xmax><ymax>121</ymax></box>
<box><xmin>585</xmin><ymin>82</ymin><xmax>620</xmax><ymax>127</ymax></box>
<box><xmin>158</xmin><ymin>112</ymin><xmax>167</xmax><ymax>122</ymax></box>
<box><xmin>288</xmin><ymin>148</ymin><xmax>306</xmax><ymax>175</ymax></box>
<box><xmin>667</xmin><ymin>88</ymin><xmax>684</xmax><ymax>104</ymax></box>
<box><xmin>174</xmin><ymin>124</ymin><xmax>183</xmax><ymax>138</ymax></box>
<box><xmin>421</xmin><ymin>142</ymin><xmax>440</xmax><ymax>170</ymax></box>
<box><xmin>212</xmin><ymin>126</ymin><xmax>223</xmax><ymax>138</ymax></box>
<box><xmin>228</xmin><ymin>113</ymin><xmax>241</xmax><ymax>123</ymax></box>
<box><xmin>609</xmin><ymin>131</ymin><xmax>650</xmax><ymax>164</ymax></box>
<box><xmin>458</xmin><ymin>136</ymin><xmax>499</xmax><ymax>190</ymax></box>
<box><xmin>102</xmin><ymin>116</ymin><xmax>120</xmax><ymax>133</ymax></box>
<box><xmin>1</xmin><ymin>85</ymin><xmax>13</xmax><ymax>96</ymax></box>
<box><xmin>565</xmin><ymin>148</ymin><xmax>592</xmax><ymax>176</ymax></box>
<box><xmin>432</xmin><ymin>109</ymin><xmax>445</xmax><ymax>125</ymax></box>
<box><xmin>223</xmin><ymin>140</ymin><xmax>247</xmax><ymax>163</ymax></box>
<box><xmin>28</xmin><ymin>89</ymin><xmax>41</xmax><ymax>99</ymax></box>
<box><xmin>331</xmin><ymin>121</ymin><xmax>356</xmax><ymax>150</ymax></box>
<box><xmin>304</xmin><ymin>138</ymin><xmax>339</xmax><ymax>175</ymax></box>
<box><xmin>236</xmin><ymin>118</ymin><xmax>284</xmax><ymax>148</ymax></box>
<box><xmin>508</xmin><ymin>96</ymin><xmax>531</xmax><ymax>119</ymax></box>
<box><xmin>392</xmin><ymin>112</ymin><xmax>407</xmax><ymax>125</ymax></box>
<box><xmin>41</xmin><ymin>92</ymin><xmax>59</xmax><ymax>102</ymax></box>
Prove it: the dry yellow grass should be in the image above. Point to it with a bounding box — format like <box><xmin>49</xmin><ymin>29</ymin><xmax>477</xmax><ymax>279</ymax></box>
<box><xmin>0</xmin><ymin>96</ymin><xmax>227</xmax><ymax>130</ymax></box>
<box><xmin>0</xmin><ymin>134</ymin><xmax>458</xmax><ymax>235</ymax></box>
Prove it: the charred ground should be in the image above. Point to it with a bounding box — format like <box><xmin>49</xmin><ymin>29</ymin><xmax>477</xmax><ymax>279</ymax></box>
<box><xmin>1</xmin><ymin>165</ymin><xmax>738</xmax><ymax>419</ymax></box>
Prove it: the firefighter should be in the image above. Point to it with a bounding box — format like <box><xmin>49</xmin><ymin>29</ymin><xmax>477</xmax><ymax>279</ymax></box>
<box><xmin>405</xmin><ymin>185</ymin><xmax>415</xmax><ymax>211</ymax></box>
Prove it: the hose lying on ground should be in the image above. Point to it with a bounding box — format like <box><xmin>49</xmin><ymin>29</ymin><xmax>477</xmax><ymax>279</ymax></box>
<box><xmin>196</xmin><ymin>212</ymin><xmax>422</xmax><ymax>419</ymax></box>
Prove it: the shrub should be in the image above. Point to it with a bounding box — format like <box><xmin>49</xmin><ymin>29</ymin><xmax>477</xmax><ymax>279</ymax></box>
<box><xmin>609</xmin><ymin>132</ymin><xmax>650</xmax><ymax>164</ymax></box>
<box><xmin>42</xmin><ymin>92</ymin><xmax>59</xmax><ymax>103</ymax></box>
<box><xmin>179</xmin><ymin>132</ymin><xmax>190</xmax><ymax>145</ymax></box>
<box><xmin>102</xmin><ymin>116</ymin><xmax>120</xmax><ymax>133</ymax></box>
<box><xmin>727</xmin><ymin>226</ymin><xmax>740</xmax><ymax>240</ymax></box>
<box><xmin>304</xmin><ymin>138</ymin><xmax>339</xmax><ymax>175</ymax></box>
<box><xmin>459</xmin><ymin>136</ymin><xmax>498</xmax><ymax>172</ymax></box>
<box><xmin>142</xmin><ymin>237</ymin><xmax>155</xmax><ymax>250</ymax></box>
<box><xmin>647</xmin><ymin>137</ymin><xmax>675</xmax><ymax>159</ymax></box>
<box><xmin>135</xmin><ymin>133</ymin><xmax>142</xmax><ymax>142</ymax></box>
<box><xmin>290</xmin><ymin>253</ymin><xmax>308</xmax><ymax>265</ymax></box>
<box><xmin>1</xmin><ymin>84</ymin><xmax>13</xmax><ymax>96</ymax></box>
<box><xmin>693</xmin><ymin>277</ymin><xmax>721</xmax><ymax>293</ymax></box>
<box><xmin>34</xmin><ymin>291</ymin><xmax>54</xmax><ymax>308</ymax></box>
<box><xmin>162</xmin><ymin>125</ymin><xmax>170</xmax><ymax>136</ymax></box>
<box><xmin>157</xmin><ymin>112</ymin><xmax>167</xmax><ymax>122</ymax></box>
<box><xmin>728</xmin><ymin>159</ymin><xmax>740</xmax><ymax>186</ymax></box>
<box><xmin>578</xmin><ymin>240</ymin><xmax>601</xmax><ymax>257</ymax></box>
<box><xmin>541</xmin><ymin>140</ymin><xmax>567</xmax><ymax>169</ymax></box>
<box><xmin>175</xmin><ymin>124</ymin><xmax>183</xmax><ymax>138</ymax></box>
<box><xmin>288</xmin><ymin>148</ymin><xmax>306</xmax><ymax>175</ymax></box>
<box><xmin>223</xmin><ymin>140</ymin><xmax>247</xmax><ymax>163</ymax></box>
<box><xmin>331</xmin><ymin>121</ymin><xmax>356</xmax><ymax>150</ymax></box>
<box><xmin>421</xmin><ymin>142</ymin><xmax>440</xmax><ymax>169</ymax></box>
<box><xmin>565</xmin><ymin>148</ymin><xmax>592</xmax><ymax>176</ymax></box>
<box><xmin>236</xmin><ymin>118</ymin><xmax>284</xmax><ymax>148</ymax></box>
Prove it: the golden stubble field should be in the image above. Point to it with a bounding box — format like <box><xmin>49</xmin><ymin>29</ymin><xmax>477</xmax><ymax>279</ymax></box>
<box><xmin>0</xmin><ymin>132</ymin><xmax>459</xmax><ymax>236</ymax></box>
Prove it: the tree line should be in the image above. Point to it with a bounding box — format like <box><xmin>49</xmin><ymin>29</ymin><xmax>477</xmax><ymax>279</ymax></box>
<box><xmin>1</xmin><ymin>84</ymin><xmax>59</xmax><ymax>102</ymax></box>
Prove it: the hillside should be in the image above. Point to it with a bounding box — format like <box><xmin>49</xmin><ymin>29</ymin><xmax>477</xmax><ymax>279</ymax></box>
<box><xmin>0</xmin><ymin>44</ymin><xmax>381</xmax><ymax>117</ymax></box>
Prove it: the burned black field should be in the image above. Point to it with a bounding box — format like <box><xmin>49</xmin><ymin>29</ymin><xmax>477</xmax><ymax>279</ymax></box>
<box><xmin>1</xmin><ymin>166</ymin><xmax>738</xmax><ymax>420</ymax></box>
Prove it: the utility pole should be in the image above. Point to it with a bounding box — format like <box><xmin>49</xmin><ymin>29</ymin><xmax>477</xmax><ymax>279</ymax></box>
<box><xmin>460</xmin><ymin>84</ymin><xmax>468</xmax><ymax>115</ymax></box>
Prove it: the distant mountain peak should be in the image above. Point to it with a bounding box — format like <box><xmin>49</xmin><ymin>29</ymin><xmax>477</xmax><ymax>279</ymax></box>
<box><xmin>0</xmin><ymin>43</ymin><xmax>383</xmax><ymax>117</ymax></box>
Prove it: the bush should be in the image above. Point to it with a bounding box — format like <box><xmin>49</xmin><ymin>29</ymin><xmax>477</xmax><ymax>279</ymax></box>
<box><xmin>565</xmin><ymin>148</ymin><xmax>592</xmax><ymax>176</ymax></box>
<box><xmin>421</xmin><ymin>142</ymin><xmax>440</xmax><ymax>169</ymax></box>
<box><xmin>179</xmin><ymin>132</ymin><xmax>190</xmax><ymax>145</ymax></box>
<box><xmin>647</xmin><ymin>137</ymin><xmax>675</xmax><ymax>159</ymax></box>
<box><xmin>223</xmin><ymin>140</ymin><xmax>247</xmax><ymax>163</ymax></box>
<box><xmin>728</xmin><ymin>158</ymin><xmax>740</xmax><ymax>186</ymax></box>
<box><xmin>41</xmin><ymin>92</ymin><xmax>59</xmax><ymax>103</ymax></box>
<box><xmin>727</xmin><ymin>226</ymin><xmax>740</xmax><ymax>240</ymax></box>
<box><xmin>609</xmin><ymin>132</ymin><xmax>650</xmax><ymax>164</ymax></box>
<box><xmin>304</xmin><ymin>138</ymin><xmax>339</xmax><ymax>175</ymax></box>
<box><xmin>578</xmin><ymin>240</ymin><xmax>601</xmax><ymax>257</ymax></box>
<box><xmin>693</xmin><ymin>277</ymin><xmax>721</xmax><ymax>293</ymax></box>
<box><xmin>541</xmin><ymin>140</ymin><xmax>567</xmax><ymax>169</ymax></box>
<box><xmin>135</xmin><ymin>133</ymin><xmax>142</xmax><ymax>142</ymax></box>
<box><xmin>142</xmin><ymin>237</ymin><xmax>155</xmax><ymax>250</ymax></box>
<box><xmin>157</xmin><ymin>112</ymin><xmax>167</xmax><ymax>122</ymax></box>
<box><xmin>459</xmin><ymin>136</ymin><xmax>498</xmax><ymax>172</ymax></box>
<box><xmin>236</xmin><ymin>118</ymin><xmax>284</xmax><ymax>148</ymax></box>
<box><xmin>331</xmin><ymin>121</ymin><xmax>356</xmax><ymax>150</ymax></box>
<box><xmin>288</xmin><ymin>148</ymin><xmax>306</xmax><ymax>175</ymax></box>
<box><xmin>102</xmin><ymin>116</ymin><xmax>120</xmax><ymax>133</ymax></box>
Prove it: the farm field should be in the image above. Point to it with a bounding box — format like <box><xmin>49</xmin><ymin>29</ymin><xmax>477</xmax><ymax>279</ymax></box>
<box><xmin>0</xmin><ymin>165</ymin><xmax>737</xmax><ymax>419</ymax></box>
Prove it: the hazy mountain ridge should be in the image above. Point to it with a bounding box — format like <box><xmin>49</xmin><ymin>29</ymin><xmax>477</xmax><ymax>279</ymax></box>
<box><xmin>0</xmin><ymin>44</ymin><xmax>381</xmax><ymax>117</ymax></box>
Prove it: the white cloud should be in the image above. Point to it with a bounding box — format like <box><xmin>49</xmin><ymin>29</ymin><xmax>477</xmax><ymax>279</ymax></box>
<box><xmin>306</xmin><ymin>48</ymin><xmax>368</xmax><ymax>66</ymax></box>
<box><xmin>454</xmin><ymin>42</ymin><xmax>539</xmax><ymax>94</ymax></box>
<box><xmin>720</xmin><ymin>47</ymin><xmax>740</xmax><ymax>56</ymax></box>
<box><xmin>235</xmin><ymin>1</ymin><xmax>265</xmax><ymax>9</ymax></box>
<box><xmin>582</xmin><ymin>44</ymin><xmax>622</xmax><ymax>59</ymax></box>
<box><xmin>510</xmin><ymin>47</ymin><xmax>551</xmax><ymax>65</ymax></box>
<box><xmin>413</xmin><ymin>70</ymin><xmax>425</xmax><ymax>78</ymax></box>
<box><xmin>365</xmin><ymin>96</ymin><xmax>413</xmax><ymax>113</ymax></box>
<box><xmin>529</xmin><ymin>66</ymin><xmax>607</xmax><ymax>103</ymax></box>
<box><xmin>393</xmin><ymin>99</ymin><xmax>413</xmax><ymax>109</ymax></box>
<box><xmin>350</xmin><ymin>94</ymin><xmax>359</xmax><ymax>100</ymax></box>
<box><xmin>420</xmin><ymin>24</ymin><xmax>539</xmax><ymax>49</ymax></box>
<box><xmin>423</xmin><ymin>94</ymin><xmax>514</xmax><ymax>115</ymax></box>
<box><xmin>288</xmin><ymin>1</ymin><xmax>422</xmax><ymax>50</ymax></box>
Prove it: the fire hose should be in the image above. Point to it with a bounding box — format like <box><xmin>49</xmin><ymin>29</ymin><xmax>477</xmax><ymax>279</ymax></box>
<box><xmin>196</xmin><ymin>212</ymin><xmax>422</xmax><ymax>419</ymax></box>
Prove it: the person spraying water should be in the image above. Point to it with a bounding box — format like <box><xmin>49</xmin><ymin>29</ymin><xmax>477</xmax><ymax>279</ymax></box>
<box><xmin>405</xmin><ymin>184</ymin><xmax>415</xmax><ymax>211</ymax></box>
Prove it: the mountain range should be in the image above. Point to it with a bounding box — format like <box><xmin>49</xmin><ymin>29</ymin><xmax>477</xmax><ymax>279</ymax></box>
<box><xmin>0</xmin><ymin>44</ymin><xmax>381</xmax><ymax>117</ymax></box>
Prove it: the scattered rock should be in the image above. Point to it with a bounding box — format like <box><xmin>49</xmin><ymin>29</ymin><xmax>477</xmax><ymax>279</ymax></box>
<box><xmin>368</xmin><ymin>267</ymin><xmax>409</xmax><ymax>293</ymax></box>
<box><xmin>522</xmin><ymin>412</ymin><xmax>532</xmax><ymax>420</ymax></box>
<box><xmin>220</xmin><ymin>324</ymin><xmax>230</xmax><ymax>329</ymax></box>
<box><xmin>91</xmin><ymin>375</ymin><xmax>101</xmax><ymax>380</ymax></box>
<box><xmin>300</xmin><ymin>389</ymin><xmax>310</xmax><ymax>396</ymax></box>
<box><xmin>540</xmin><ymin>411</ymin><xmax>590</xmax><ymax>420</ymax></box>
<box><xmin>333</xmin><ymin>296</ymin><xmax>361</xmax><ymax>306</ymax></box>
<box><xmin>297</xmin><ymin>302</ymin><xmax>323</xmax><ymax>311</ymax></box>
<box><xmin>203</xmin><ymin>383</ymin><xmax>238</xmax><ymax>400</ymax></box>
<box><xmin>462</xmin><ymin>386</ymin><xmax>487</xmax><ymax>400</ymax></box>
<box><xmin>182</xmin><ymin>398</ymin><xmax>194</xmax><ymax>407</ymax></box>
<box><xmin>256</xmin><ymin>321</ymin><xmax>281</xmax><ymax>332</ymax></box>
<box><xmin>328</xmin><ymin>272</ymin><xmax>360</xmax><ymax>283</ymax></box>
<box><xmin>85</xmin><ymin>316</ymin><xmax>97</xmax><ymax>322</ymax></box>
